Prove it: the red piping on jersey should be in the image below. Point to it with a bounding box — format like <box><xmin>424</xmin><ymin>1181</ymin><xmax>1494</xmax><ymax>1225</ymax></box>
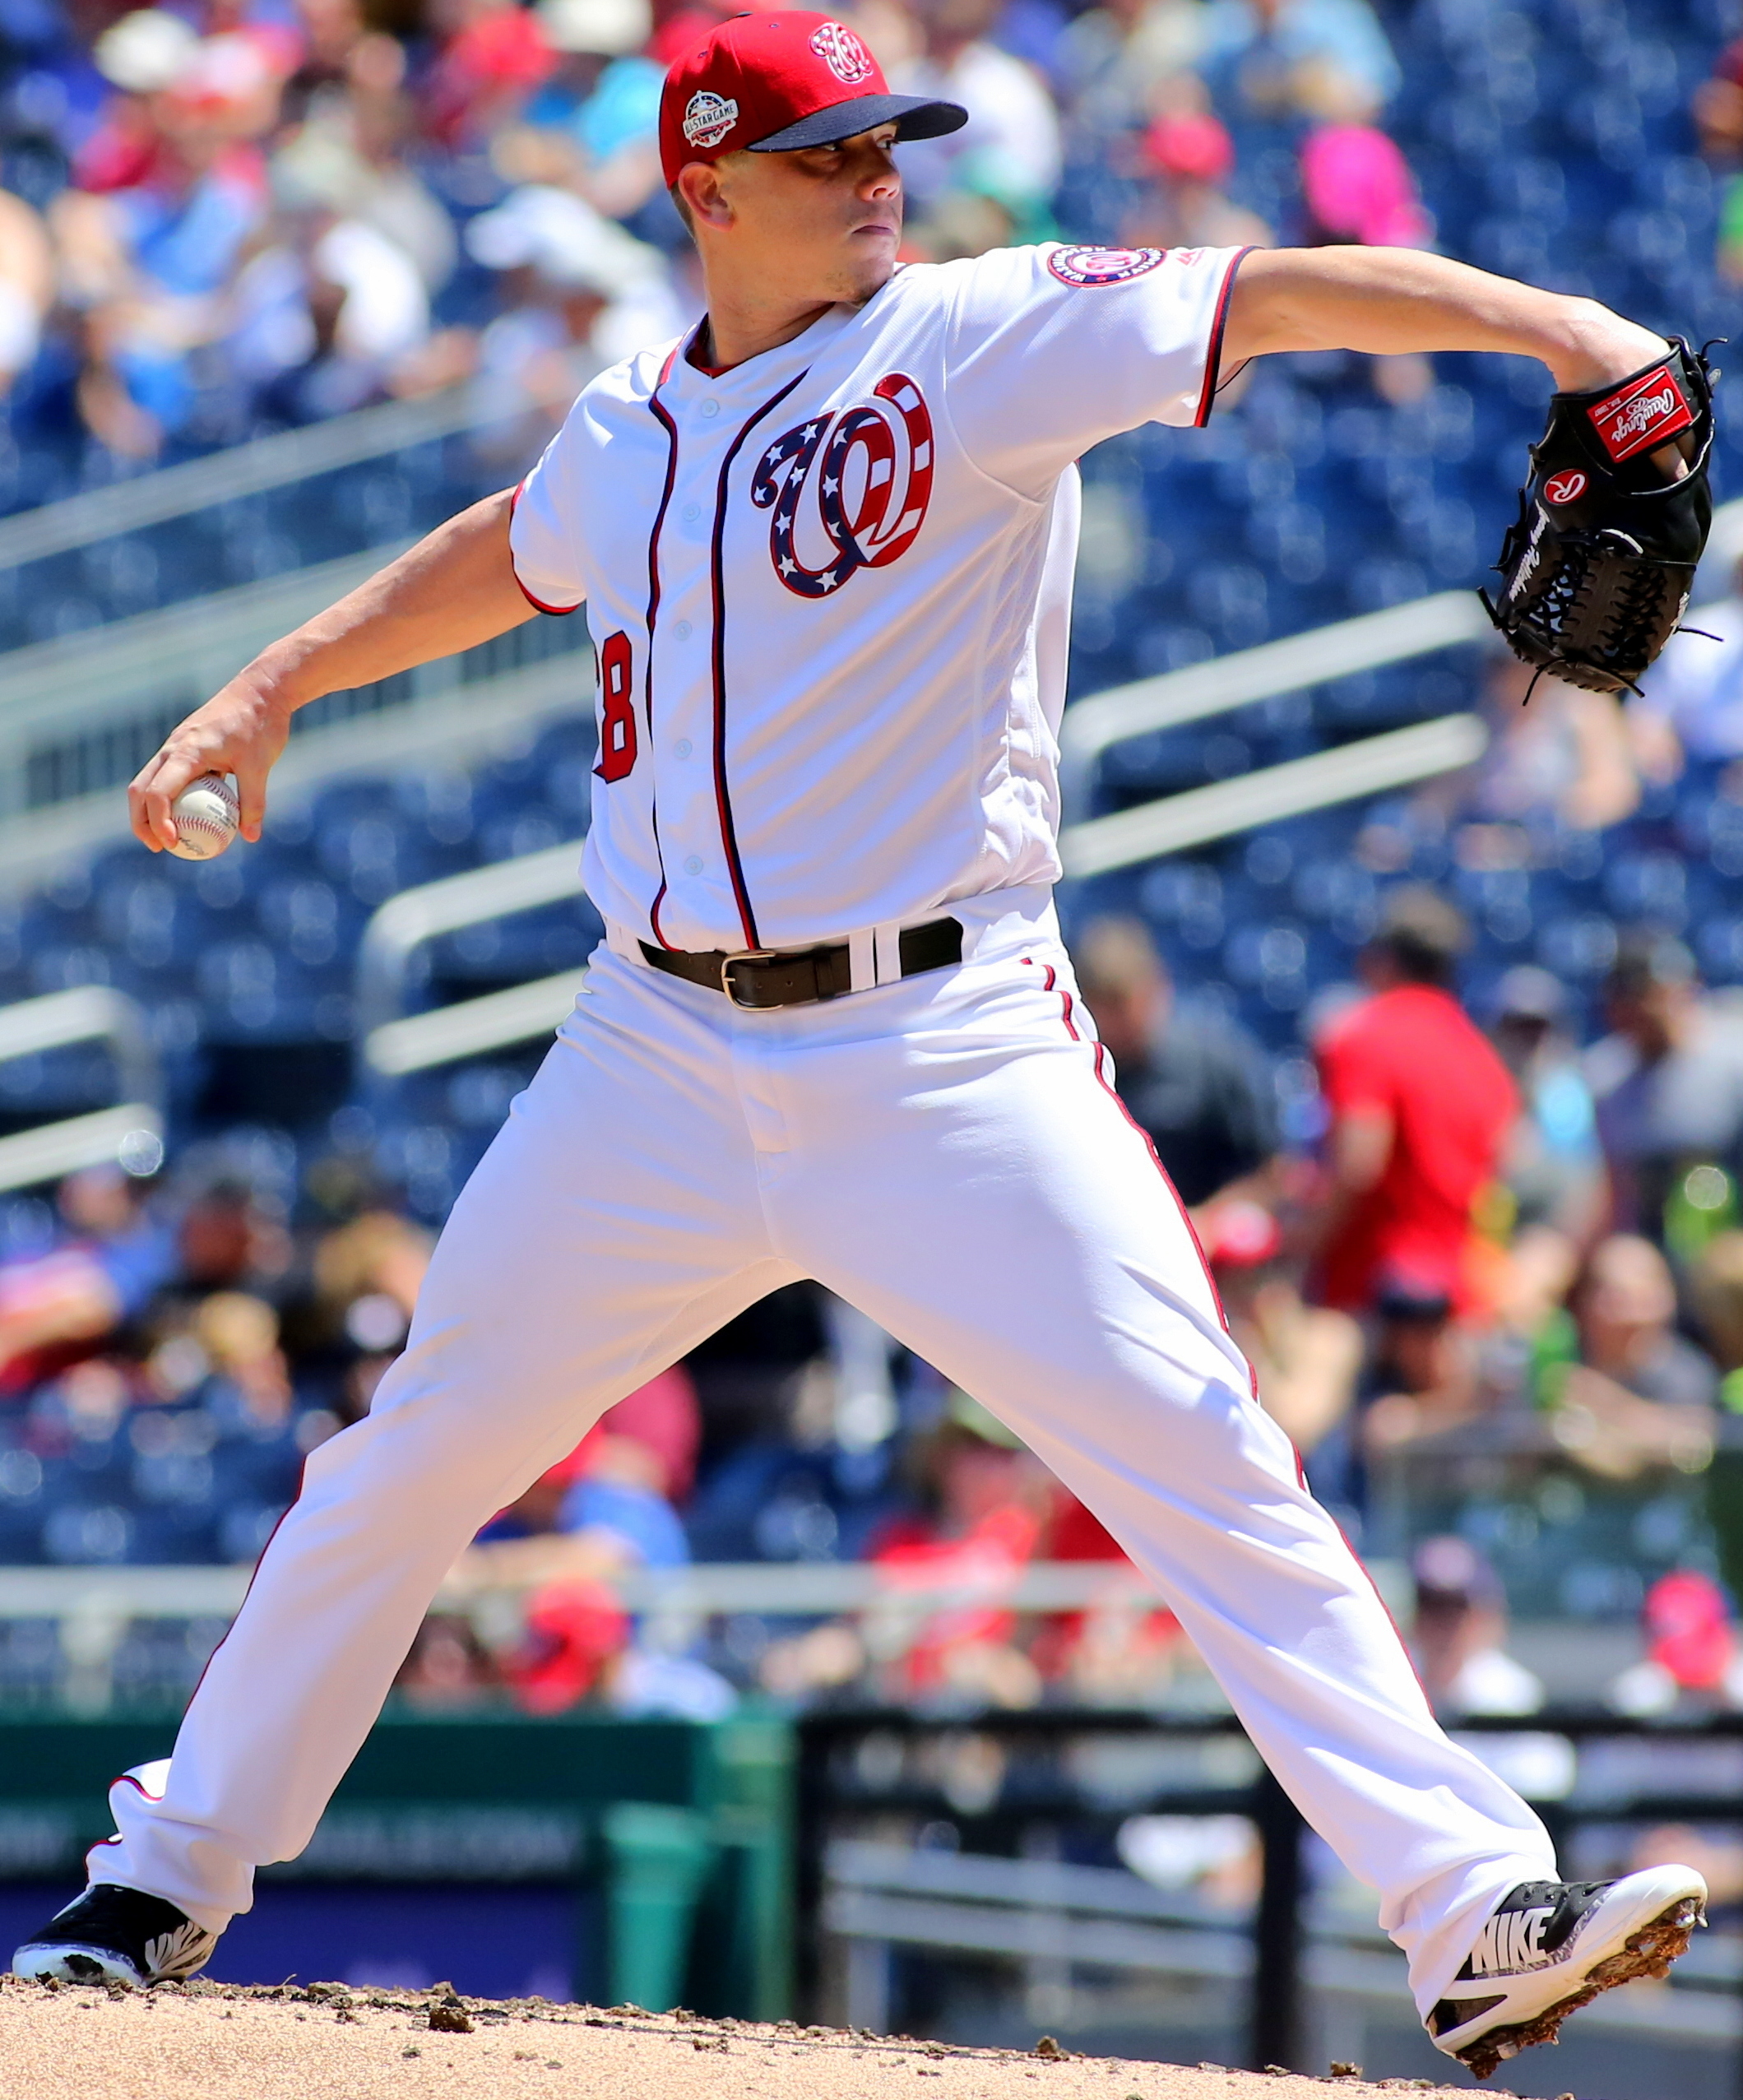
<box><xmin>1194</xmin><ymin>246</ymin><xmax>1255</xmax><ymax>429</ymax></box>
<box><xmin>1025</xmin><ymin>957</ymin><xmax>1241</xmax><ymax>1355</ymax></box>
<box><xmin>688</xmin><ymin>344</ymin><xmax>730</xmax><ymax>381</ymax></box>
<box><xmin>508</xmin><ymin>479</ymin><xmax>583</xmax><ymax>615</ymax></box>
<box><xmin>644</xmin><ymin>348</ymin><xmax>682</xmax><ymax>949</ymax></box>
<box><xmin>707</xmin><ymin>369</ymin><xmax>809</xmax><ymax>951</ymax></box>
<box><xmin>682</xmin><ymin>315</ymin><xmax>734</xmax><ymax>379</ymax></box>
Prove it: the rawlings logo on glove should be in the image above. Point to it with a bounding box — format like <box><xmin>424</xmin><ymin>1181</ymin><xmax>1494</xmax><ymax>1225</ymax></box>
<box><xmin>1482</xmin><ymin>336</ymin><xmax>1717</xmax><ymax>696</ymax></box>
<box><xmin>1590</xmin><ymin>365</ymin><xmax>1697</xmax><ymax>462</ymax></box>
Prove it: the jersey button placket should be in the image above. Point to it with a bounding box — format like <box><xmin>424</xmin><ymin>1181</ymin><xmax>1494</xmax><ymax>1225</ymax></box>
<box><xmin>665</xmin><ymin>362</ymin><xmax>793</xmax><ymax>951</ymax></box>
<box><xmin>660</xmin><ymin>400</ymin><xmax>728</xmax><ymax>939</ymax></box>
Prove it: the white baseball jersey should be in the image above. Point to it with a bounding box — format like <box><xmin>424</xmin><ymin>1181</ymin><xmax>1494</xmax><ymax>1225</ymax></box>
<box><xmin>508</xmin><ymin>241</ymin><xmax>1247</xmax><ymax>953</ymax></box>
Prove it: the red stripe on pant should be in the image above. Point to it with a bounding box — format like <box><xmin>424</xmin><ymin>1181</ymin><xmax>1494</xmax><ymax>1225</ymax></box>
<box><xmin>1022</xmin><ymin>956</ymin><xmax>1251</xmax><ymax>1385</ymax></box>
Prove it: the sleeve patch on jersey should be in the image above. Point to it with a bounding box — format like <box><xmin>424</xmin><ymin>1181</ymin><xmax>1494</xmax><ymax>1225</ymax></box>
<box><xmin>1046</xmin><ymin>244</ymin><xmax>1166</xmax><ymax>287</ymax></box>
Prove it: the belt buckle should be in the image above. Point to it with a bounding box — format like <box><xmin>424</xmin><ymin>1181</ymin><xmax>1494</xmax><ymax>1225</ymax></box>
<box><xmin>720</xmin><ymin>948</ymin><xmax>778</xmax><ymax>1008</ymax></box>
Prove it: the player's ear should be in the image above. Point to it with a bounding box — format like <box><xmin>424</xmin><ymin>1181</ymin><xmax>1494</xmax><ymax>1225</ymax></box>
<box><xmin>678</xmin><ymin>160</ymin><xmax>735</xmax><ymax>234</ymax></box>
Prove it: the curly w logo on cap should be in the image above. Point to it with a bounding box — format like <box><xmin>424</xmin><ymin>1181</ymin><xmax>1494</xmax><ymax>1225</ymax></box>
<box><xmin>809</xmin><ymin>19</ymin><xmax>874</xmax><ymax>81</ymax></box>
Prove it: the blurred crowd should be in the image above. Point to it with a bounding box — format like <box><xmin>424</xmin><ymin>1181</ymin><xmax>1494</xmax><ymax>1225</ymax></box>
<box><xmin>0</xmin><ymin>0</ymin><xmax>1449</xmax><ymax>464</ymax></box>
<box><xmin>0</xmin><ymin>1144</ymin><xmax>429</xmax><ymax>1565</ymax></box>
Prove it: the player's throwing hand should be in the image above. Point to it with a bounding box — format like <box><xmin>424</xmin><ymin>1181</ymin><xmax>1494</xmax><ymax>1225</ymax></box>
<box><xmin>128</xmin><ymin>671</ymin><xmax>290</xmax><ymax>855</ymax></box>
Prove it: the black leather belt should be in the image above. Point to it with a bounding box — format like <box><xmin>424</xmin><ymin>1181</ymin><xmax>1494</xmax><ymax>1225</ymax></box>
<box><xmin>640</xmin><ymin>916</ymin><xmax>963</xmax><ymax>1009</ymax></box>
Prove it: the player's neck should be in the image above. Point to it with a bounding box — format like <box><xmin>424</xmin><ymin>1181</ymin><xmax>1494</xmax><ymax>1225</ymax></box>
<box><xmin>688</xmin><ymin>295</ymin><xmax>839</xmax><ymax>374</ymax></box>
<box><xmin>689</xmin><ymin>245</ymin><xmax>897</xmax><ymax>370</ymax></box>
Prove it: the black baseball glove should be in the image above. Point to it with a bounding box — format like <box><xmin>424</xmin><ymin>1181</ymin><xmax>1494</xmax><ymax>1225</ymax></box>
<box><xmin>1482</xmin><ymin>336</ymin><xmax>1717</xmax><ymax>695</ymax></box>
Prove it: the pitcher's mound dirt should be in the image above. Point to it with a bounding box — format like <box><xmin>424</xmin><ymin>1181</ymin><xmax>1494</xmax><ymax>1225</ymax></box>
<box><xmin>0</xmin><ymin>1977</ymin><xmax>1509</xmax><ymax>2100</ymax></box>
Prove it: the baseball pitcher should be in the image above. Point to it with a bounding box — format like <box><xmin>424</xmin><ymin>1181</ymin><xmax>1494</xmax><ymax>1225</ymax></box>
<box><xmin>15</xmin><ymin>15</ymin><xmax>1709</xmax><ymax>2078</ymax></box>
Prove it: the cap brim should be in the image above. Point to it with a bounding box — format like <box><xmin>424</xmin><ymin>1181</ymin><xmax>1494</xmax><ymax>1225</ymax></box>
<box><xmin>748</xmin><ymin>94</ymin><xmax>968</xmax><ymax>152</ymax></box>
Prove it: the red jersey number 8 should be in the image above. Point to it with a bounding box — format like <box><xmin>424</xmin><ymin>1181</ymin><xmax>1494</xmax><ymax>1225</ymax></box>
<box><xmin>595</xmin><ymin>631</ymin><xmax>637</xmax><ymax>782</ymax></box>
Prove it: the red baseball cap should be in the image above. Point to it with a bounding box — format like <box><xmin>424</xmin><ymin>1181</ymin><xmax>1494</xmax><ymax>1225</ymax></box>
<box><xmin>1199</xmin><ymin>1199</ymin><xmax>1284</xmax><ymax>1271</ymax></box>
<box><xmin>659</xmin><ymin>9</ymin><xmax>967</xmax><ymax>188</ymax></box>
<box><xmin>1143</xmin><ymin>112</ymin><xmax>1235</xmax><ymax>187</ymax></box>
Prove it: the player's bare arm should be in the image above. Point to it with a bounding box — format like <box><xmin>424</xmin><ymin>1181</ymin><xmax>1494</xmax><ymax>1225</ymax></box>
<box><xmin>1224</xmin><ymin>248</ymin><xmax>1713</xmax><ymax>693</ymax></box>
<box><xmin>1223</xmin><ymin>244</ymin><xmax>1681</xmax><ymax>403</ymax></box>
<box><xmin>127</xmin><ymin>488</ymin><xmax>533</xmax><ymax>855</ymax></box>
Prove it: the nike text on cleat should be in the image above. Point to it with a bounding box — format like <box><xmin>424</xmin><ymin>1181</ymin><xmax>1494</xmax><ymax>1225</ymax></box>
<box><xmin>1427</xmin><ymin>1864</ymin><xmax>1708</xmax><ymax>2080</ymax></box>
<box><xmin>11</xmin><ymin>1883</ymin><xmax>219</xmax><ymax>1987</ymax></box>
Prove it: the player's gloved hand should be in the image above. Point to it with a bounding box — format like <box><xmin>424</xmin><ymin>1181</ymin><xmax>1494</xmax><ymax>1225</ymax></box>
<box><xmin>128</xmin><ymin>672</ymin><xmax>293</xmax><ymax>853</ymax></box>
<box><xmin>1482</xmin><ymin>336</ymin><xmax>1717</xmax><ymax>696</ymax></box>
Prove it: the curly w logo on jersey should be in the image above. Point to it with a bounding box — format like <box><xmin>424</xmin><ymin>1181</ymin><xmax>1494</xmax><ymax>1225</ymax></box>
<box><xmin>751</xmin><ymin>373</ymin><xmax>934</xmax><ymax>598</ymax></box>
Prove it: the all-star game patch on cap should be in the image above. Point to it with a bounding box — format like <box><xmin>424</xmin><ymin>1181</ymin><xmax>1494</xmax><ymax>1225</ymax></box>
<box><xmin>659</xmin><ymin>9</ymin><xmax>967</xmax><ymax>188</ymax></box>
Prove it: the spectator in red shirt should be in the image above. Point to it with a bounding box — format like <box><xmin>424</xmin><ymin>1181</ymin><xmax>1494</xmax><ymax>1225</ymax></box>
<box><xmin>1314</xmin><ymin>888</ymin><xmax>1518</xmax><ymax>1314</ymax></box>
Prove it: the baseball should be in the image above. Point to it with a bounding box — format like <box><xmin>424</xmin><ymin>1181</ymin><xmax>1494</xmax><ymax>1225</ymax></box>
<box><xmin>167</xmin><ymin>772</ymin><xmax>240</xmax><ymax>861</ymax></box>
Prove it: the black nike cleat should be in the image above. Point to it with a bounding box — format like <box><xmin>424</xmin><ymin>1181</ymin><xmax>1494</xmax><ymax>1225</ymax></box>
<box><xmin>11</xmin><ymin>1882</ymin><xmax>219</xmax><ymax>1987</ymax></box>
<box><xmin>1427</xmin><ymin>1864</ymin><xmax>1708</xmax><ymax>2079</ymax></box>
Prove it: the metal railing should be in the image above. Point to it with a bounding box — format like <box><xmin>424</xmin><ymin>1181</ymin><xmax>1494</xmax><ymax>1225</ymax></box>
<box><xmin>355</xmin><ymin>838</ymin><xmax>587</xmax><ymax>1040</ymax></box>
<box><xmin>0</xmin><ymin>1557</ymin><xmax>1171</xmax><ymax>1714</ymax></box>
<box><xmin>1056</xmin><ymin>593</ymin><xmax>1492</xmax><ymax>817</ymax></box>
<box><xmin>1059</xmin><ymin>713</ymin><xmax>1487</xmax><ymax>878</ymax></box>
<box><xmin>0</xmin><ymin>986</ymin><xmax>155</xmax><ymax>1103</ymax></box>
<box><xmin>3</xmin><ymin>1555</ymin><xmax>1740</xmax><ymax>2082</ymax></box>
<box><xmin>797</xmin><ymin>1705</ymin><xmax>1743</xmax><ymax>2085</ymax></box>
<box><xmin>0</xmin><ymin>1102</ymin><xmax>162</xmax><ymax>1193</ymax></box>
<box><xmin>0</xmin><ymin>1555</ymin><xmax>1170</xmax><ymax>1625</ymax></box>
<box><xmin>0</xmin><ymin>987</ymin><xmax>161</xmax><ymax>1193</ymax></box>
<box><xmin>0</xmin><ymin>443</ymin><xmax>1731</xmax><ymax>846</ymax></box>
<box><xmin>2</xmin><ymin>447</ymin><xmax>1718</xmax><ymax>1036</ymax></box>
<box><xmin>0</xmin><ymin>545</ymin><xmax>406</xmax><ymax>821</ymax></box>
<box><xmin>361</xmin><ymin>967</ymin><xmax>590</xmax><ymax>1078</ymax></box>
<box><xmin>0</xmin><ymin>592</ymin><xmax>592</xmax><ymax>891</ymax></box>
<box><xmin>1055</xmin><ymin>484</ymin><xmax>1743</xmax><ymax>817</ymax></box>
<box><xmin>0</xmin><ymin>387</ymin><xmax>484</xmax><ymax>573</ymax></box>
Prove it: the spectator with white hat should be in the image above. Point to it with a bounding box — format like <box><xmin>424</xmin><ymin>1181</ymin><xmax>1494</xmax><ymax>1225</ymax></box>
<box><xmin>227</xmin><ymin>147</ymin><xmax>434</xmax><ymax>425</ymax></box>
<box><xmin>52</xmin><ymin>11</ymin><xmax>290</xmax><ymax>452</ymax></box>
<box><xmin>461</xmin><ymin>180</ymin><xmax>683</xmax><ymax>436</ymax></box>
<box><xmin>512</xmin><ymin>0</ymin><xmax>665</xmax><ymax>225</ymax></box>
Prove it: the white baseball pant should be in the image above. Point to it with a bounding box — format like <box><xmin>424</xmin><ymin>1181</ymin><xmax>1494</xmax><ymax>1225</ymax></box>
<box><xmin>96</xmin><ymin>884</ymin><xmax>1555</xmax><ymax>2015</ymax></box>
